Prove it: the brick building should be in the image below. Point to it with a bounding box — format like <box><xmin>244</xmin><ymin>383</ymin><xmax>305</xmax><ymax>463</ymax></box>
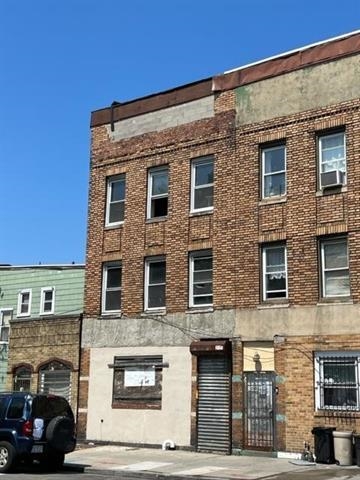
<box><xmin>0</xmin><ymin>264</ymin><xmax>84</xmax><ymax>412</ymax></box>
<box><xmin>81</xmin><ymin>31</ymin><xmax>360</xmax><ymax>455</ymax></box>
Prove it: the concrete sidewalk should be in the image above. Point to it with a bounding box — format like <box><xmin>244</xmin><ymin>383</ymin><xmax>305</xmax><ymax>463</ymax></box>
<box><xmin>64</xmin><ymin>444</ymin><xmax>360</xmax><ymax>479</ymax></box>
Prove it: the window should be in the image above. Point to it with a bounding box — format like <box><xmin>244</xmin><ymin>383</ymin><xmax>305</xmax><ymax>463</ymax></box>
<box><xmin>40</xmin><ymin>287</ymin><xmax>55</xmax><ymax>315</ymax></box>
<box><xmin>144</xmin><ymin>257</ymin><xmax>166</xmax><ymax>311</ymax></box>
<box><xmin>189</xmin><ymin>250</ymin><xmax>213</xmax><ymax>308</ymax></box>
<box><xmin>13</xmin><ymin>366</ymin><xmax>32</xmax><ymax>392</ymax></box>
<box><xmin>38</xmin><ymin>361</ymin><xmax>71</xmax><ymax>402</ymax></box>
<box><xmin>147</xmin><ymin>167</ymin><xmax>168</xmax><ymax>219</ymax></box>
<box><xmin>0</xmin><ymin>310</ymin><xmax>12</xmax><ymax>344</ymax></box>
<box><xmin>261</xmin><ymin>145</ymin><xmax>286</xmax><ymax>198</ymax></box>
<box><xmin>262</xmin><ymin>244</ymin><xmax>287</xmax><ymax>300</ymax></box>
<box><xmin>112</xmin><ymin>356</ymin><xmax>163</xmax><ymax>409</ymax></box>
<box><xmin>17</xmin><ymin>289</ymin><xmax>32</xmax><ymax>317</ymax></box>
<box><xmin>319</xmin><ymin>132</ymin><xmax>346</xmax><ymax>188</ymax></box>
<box><xmin>315</xmin><ymin>352</ymin><xmax>360</xmax><ymax>410</ymax></box>
<box><xmin>320</xmin><ymin>237</ymin><xmax>350</xmax><ymax>298</ymax></box>
<box><xmin>191</xmin><ymin>157</ymin><xmax>214</xmax><ymax>213</ymax></box>
<box><xmin>102</xmin><ymin>262</ymin><xmax>122</xmax><ymax>313</ymax></box>
<box><xmin>105</xmin><ymin>174</ymin><xmax>126</xmax><ymax>226</ymax></box>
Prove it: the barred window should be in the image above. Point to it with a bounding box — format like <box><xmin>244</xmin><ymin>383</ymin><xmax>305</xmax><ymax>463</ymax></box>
<box><xmin>315</xmin><ymin>352</ymin><xmax>360</xmax><ymax>410</ymax></box>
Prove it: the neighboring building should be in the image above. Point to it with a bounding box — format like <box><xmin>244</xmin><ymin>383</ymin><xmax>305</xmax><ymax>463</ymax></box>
<box><xmin>0</xmin><ymin>264</ymin><xmax>84</xmax><ymax>412</ymax></box>
<box><xmin>80</xmin><ymin>31</ymin><xmax>360</xmax><ymax>455</ymax></box>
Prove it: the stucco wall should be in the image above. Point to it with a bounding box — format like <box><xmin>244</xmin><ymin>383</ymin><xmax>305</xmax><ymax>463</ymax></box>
<box><xmin>86</xmin><ymin>346</ymin><xmax>192</xmax><ymax>446</ymax></box>
<box><xmin>236</xmin><ymin>55</ymin><xmax>360</xmax><ymax>124</ymax></box>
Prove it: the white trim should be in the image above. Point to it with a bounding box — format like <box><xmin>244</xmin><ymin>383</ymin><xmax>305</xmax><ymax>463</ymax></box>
<box><xmin>39</xmin><ymin>286</ymin><xmax>55</xmax><ymax>315</ymax></box>
<box><xmin>144</xmin><ymin>256</ymin><xmax>166</xmax><ymax>311</ymax></box>
<box><xmin>261</xmin><ymin>144</ymin><xmax>286</xmax><ymax>199</ymax></box>
<box><xmin>146</xmin><ymin>166</ymin><xmax>169</xmax><ymax>220</ymax></box>
<box><xmin>17</xmin><ymin>289</ymin><xmax>32</xmax><ymax>317</ymax></box>
<box><xmin>189</xmin><ymin>250</ymin><xmax>213</xmax><ymax>308</ymax></box>
<box><xmin>224</xmin><ymin>30</ymin><xmax>360</xmax><ymax>74</ymax></box>
<box><xmin>320</xmin><ymin>237</ymin><xmax>349</xmax><ymax>298</ymax></box>
<box><xmin>0</xmin><ymin>309</ymin><xmax>12</xmax><ymax>344</ymax></box>
<box><xmin>105</xmin><ymin>174</ymin><xmax>126</xmax><ymax>227</ymax></box>
<box><xmin>262</xmin><ymin>244</ymin><xmax>288</xmax><ymax>301</ymax></box>
<box><xmin>190</xmin><ymin>157</ymin><xmax>214</xmax><ymax>214</ymax></box>
<box><xmin>102</xmin><ymin>261</ymin><xmax>122</xmax><ymax>314</ymax></box>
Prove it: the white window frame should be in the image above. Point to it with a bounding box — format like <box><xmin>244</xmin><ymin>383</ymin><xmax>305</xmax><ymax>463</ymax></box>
<box><xmin>318</xmin><ymin>131</ymin><xmax>346</xmax><ymax>188</ymax></box>
<box><xmin>190</xmin><ymin>157</ymin><xmax>214</xmax><ymax>214</ymax></box>
<box><xmin>17</xmin><ymin>289</ymin><xmax>32</xmax><ymax>317</ymax></box>
<box><xmin>189</xmin><ymin>250</ymin><xmax>213</xmax><ymax>308</ymax></box>
<box><xmin>105</xmin><ymin>174</ymin><xmax>126</xmax><ymax>227</ymax></box>
<box><xmin>0</xmin><ymin>309</ymin><xmax>12</xmax><ymax>344</ymax></box>
<box><xmin>315</xmin><ymin>351</ymin><xmax>360</xmax><ymax>411</ymax></box>
<box><xmin>320</xmin><ymin>237</ymin><xmax>350</xmax><ymax>298</ymax></box>
<box><xmin>146</xmin><ymin>166</ymin><xmax>169</xmax><ymax>220</ymax></box>
<box><xmin>102</xmin><ymin>262</ymin><xmax>122</xmax><ymax>314</ymax></box>
<box><xmin>262</xmin><ymin>244</ymin><xmax>288</xmax><ymax>301</ymax></box>
<box><xmin>261</xmin><ymin>144</ymin><xmax>286</xmax><ymax>199</ymax></box>
<box><xmin>144</xmin><ymin>256</ymin><xmax>166</xmax><ymax>311</ymax></box>
<box><xmin>40</xmin><ymin>287</ymin><xmax>55</xmax><ymax>315</ymax></box>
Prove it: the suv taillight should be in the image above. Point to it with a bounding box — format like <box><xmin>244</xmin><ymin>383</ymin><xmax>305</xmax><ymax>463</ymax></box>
<box><xmin>22</xmin><ymin>419</ymin><xmax>33</xmax><ymax>437</ymax></box>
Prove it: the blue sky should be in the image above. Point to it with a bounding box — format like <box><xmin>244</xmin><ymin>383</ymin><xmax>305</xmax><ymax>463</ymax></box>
<box><xmin>1</xmin><ymin>0</ymin><xmax>359</xmax><ymax>265</ymax></box>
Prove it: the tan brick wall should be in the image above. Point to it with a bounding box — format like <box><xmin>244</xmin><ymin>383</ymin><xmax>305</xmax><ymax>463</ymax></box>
<box><xmin>8</xmin><ymin>316</ymin><xmax>81</xmax><ymax>411</ymax></box>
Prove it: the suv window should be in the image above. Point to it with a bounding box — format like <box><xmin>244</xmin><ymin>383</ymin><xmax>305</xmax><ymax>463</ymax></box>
<box><xmin>31</xmin><ymin>396</ymin><xmax>73</xmax><ymax>420</ymax></box>
<box><xmin>7</xmin><ymin>397</ymin><xmax>25</xmax><ymax>419</ymax></box>
<box><xmin>0</xmin><ymin>397</ymin><xmax>8</xmax><ymax>418</ymax></box>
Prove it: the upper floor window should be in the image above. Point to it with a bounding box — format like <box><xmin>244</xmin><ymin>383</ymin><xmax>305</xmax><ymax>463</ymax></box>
<box><xmin>102</xmin><ymin>262</ymin><xmax>122</xmax><ymax>314</ymax></box>
<box><xmin>262</xmin><ymin>244</ymin><xmax>287</xmax><ymax>300</ymax></box>
<box><xmin>40</xmin><ymin>287</ymin><xmax>55</xmax><ymax>315</ymax></box>
<box><xmin>147</xmin><ymin>167</ymin><xmax>168</xmax><ymax>219</ymax></box>
<box><xmin>319</xmin><ymin>132</ymin><xmax>346</xmax><ymax>189</ymax></box>
<box><xmin>106</xmin><ymin>174</ymin><xmax>126</xmax><ymax>226</ymax></box>
<box><xmin>17</xmin><ymin>289</ymin><xmax>31</xmax><ymax>317</ymax></box>
<box><xmin>315</xmin><ymin>352</ymin><xmax>360</xmax><ymax>411</ymax></box>
<box><xmin>191</xmin><ymin>157</ymin><xmax>214</xmax><ymax>213</ymax></box>
<box><xmin>144</xmin><ymin>257</ymin><xmax>166</xmax><ymax>311</ymax></box>
<box><xmin>189</xmin><ymin>250</ymin><xmax>213</xmax><ymax>308</ymax></box>
<box><xmin>320</xmin><ymin>237</ymin><xmax>350</xmax><ymax>298</ymax></box>
<box><xmin>0</xmin><ymin>310</ymin><xmax>12</xmax><ymax>344</ymax></box>
<box><xmin>261</xmin><ymin>145</ymin><xmax>286</xmax><ymax>198</ymax></box>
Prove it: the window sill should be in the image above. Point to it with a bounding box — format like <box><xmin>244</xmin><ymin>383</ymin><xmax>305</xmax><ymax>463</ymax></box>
<box><xmin>314</xmin><ymin>409</ymin><xmax>360</xmax><ymax>418</ymax></box>
<box><xmin>101</xmin><ymin>312</ymin><xmax>122</xmax><ymax>318</ymax></box>
<box><xmin>186</xmin><ymin>307</ymin><xmax>214</xmax><ymax>314</ymax></box>
<box><xmin>146</xmin><ymin>216</ymin><xmax>168</xmax><ymax>224</ymax></box>
<box><xmin>257</xmin><ymin>302</ymin><xmax>289</xmax><ymax>310</ymax></box>
<box><xmin>189</xmin><ymin>209</ymin><xmax>213</xmax><ymax>217</ymax></box>
<box><xmin>316</xmin><ymin>186</ymin><xmax>348</xmax><ymax>197</ymax></box>
<box><xmin>141</xmin><ymin>310</ymin><xmax>166</xmax><ymax>316</ymax></box>
<box><xmin>258</xmin><ymin>196</ymin><xmax>287</xmax><ymax>206</ymax></box>
<box><xmin>105</xmin><ymin>222</ymin><xmax>124</xmax><ymax>230</ymax></box>
<box><xmin>317</xmin><ymin>297</ymin><xmax>353</xmax><ymax>306</ymax></box>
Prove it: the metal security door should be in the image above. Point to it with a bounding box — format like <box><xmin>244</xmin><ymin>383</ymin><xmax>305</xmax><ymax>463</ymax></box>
<box><xmin>197</xmin><ymin>356</ymin><xmax>231</xmax><ymax>454</ymax></box>
<box><xmin>244</xmin><ymin>372</ymin><xmax>275</xmax><ymax>450</ymax></box>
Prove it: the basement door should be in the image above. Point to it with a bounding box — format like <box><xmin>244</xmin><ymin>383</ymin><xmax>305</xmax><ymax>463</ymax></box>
<box><xmin>197</xmin><ymin>355</ymin><xmax>231</xmax><ymax>454</ymax></box>
<box><xmin>244</xmin><ymin>372</ymin><xmax>275</xmax><ymax>450</ymax></box>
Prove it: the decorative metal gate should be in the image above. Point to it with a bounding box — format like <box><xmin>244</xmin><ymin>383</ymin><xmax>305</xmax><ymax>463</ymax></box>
<box><xmin>244</xmin><ymin>372</ymin><xmax>275</xmax><ymax>450</ymax></box>
<box><xmin>197</xmin><ymin>356</ymin><xmax>231</xmax><ymax>454</ymax></box>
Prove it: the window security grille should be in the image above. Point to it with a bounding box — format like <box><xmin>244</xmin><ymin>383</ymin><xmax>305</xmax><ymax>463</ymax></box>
<box><xmin>316</xmin><ymin>355</ymin><xmax>360</xmax><ymax>411</ymax></box>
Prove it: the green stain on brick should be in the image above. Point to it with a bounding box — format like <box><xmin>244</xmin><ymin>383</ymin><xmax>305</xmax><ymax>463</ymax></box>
<box><xmin>232</xmin><ymin>412</ymin><xmax>243</xmax><ymax>419</ymax></box>
<box><xmin>232</xmin><ymin>375</ymin><xmax>242</xmax><ymax>382</ymax></box>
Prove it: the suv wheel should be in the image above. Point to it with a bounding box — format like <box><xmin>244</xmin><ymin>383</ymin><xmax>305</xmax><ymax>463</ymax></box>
<box><xmin>0</xmin><ymin>441</ymin><xmax>15</xmax><ymax>473</ymax></box>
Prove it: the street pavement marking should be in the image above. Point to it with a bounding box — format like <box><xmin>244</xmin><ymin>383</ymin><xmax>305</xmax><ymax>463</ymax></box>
<box><xmin>175</xmin><ymin>466</ymin><xmax>226</xmax><ymax>475</ymax></box>
<box><xmin>115</xmin><ymin>461</ymin><xmax>173</xmax><ymax>471</ymax></box>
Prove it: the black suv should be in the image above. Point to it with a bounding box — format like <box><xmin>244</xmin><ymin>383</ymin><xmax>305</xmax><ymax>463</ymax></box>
<box><xmin>0</xmin><ymin>392</ymin><xmax>76</xmax><ymax>472</ymax></box>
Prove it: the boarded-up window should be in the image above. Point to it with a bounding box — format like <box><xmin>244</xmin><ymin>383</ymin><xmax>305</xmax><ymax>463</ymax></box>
<box><xmin>111</xmin><ymin>356</ymin><xmax>163</xmax><ymax>409</ymax></box>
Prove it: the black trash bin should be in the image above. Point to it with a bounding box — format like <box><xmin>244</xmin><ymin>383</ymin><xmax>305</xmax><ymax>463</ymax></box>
<box><xmin>354</xmin><ymin>434</ymin><xmax>360</xmax><ymax>467</ymax></box>
<box><xmin>311</xmin><ymin>427</ymin><xmax>336</xmax><ymax>464</ymax></box>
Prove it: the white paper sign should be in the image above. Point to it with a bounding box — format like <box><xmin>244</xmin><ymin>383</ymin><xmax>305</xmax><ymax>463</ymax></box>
<box><xmin>124</xmin><ymin>367</ymin><xmax>155</xmax><ymax>387</ymax></box>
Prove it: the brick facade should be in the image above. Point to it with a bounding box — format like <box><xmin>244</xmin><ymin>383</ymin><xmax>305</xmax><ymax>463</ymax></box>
<box><xmin>81</xmin><ymin>32</ymin><xmax>360</xmax><ymax>454</ymax></box>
